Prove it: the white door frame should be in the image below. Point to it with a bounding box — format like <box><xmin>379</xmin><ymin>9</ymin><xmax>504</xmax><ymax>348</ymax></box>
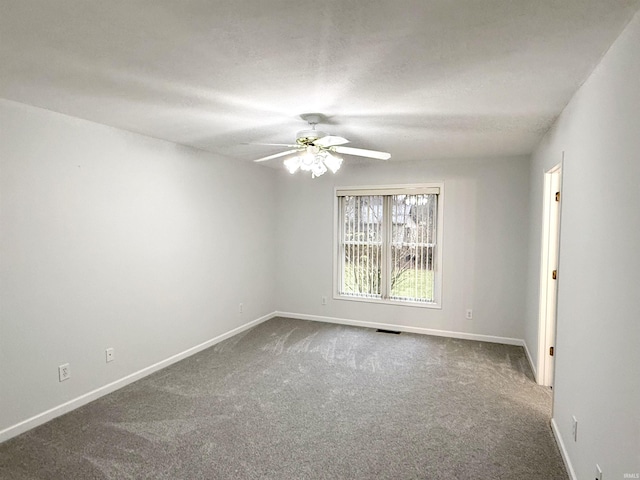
<box><xmin>537</xmin><ymin>162</ymin><xmax>563</xmax><ymax>387</ymax></box>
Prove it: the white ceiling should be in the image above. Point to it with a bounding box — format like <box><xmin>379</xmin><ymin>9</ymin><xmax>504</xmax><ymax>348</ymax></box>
<box><xmin>1</xmin><ymin>1</ymin><xmax>639</xmax><ymax>165</ymax></box>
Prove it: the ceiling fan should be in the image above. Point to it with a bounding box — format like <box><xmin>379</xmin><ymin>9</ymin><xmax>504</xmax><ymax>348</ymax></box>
<box><xmin>253</xmin><ymin>113</ymin><xmax>391</xmax><ymax>178</ymax></box>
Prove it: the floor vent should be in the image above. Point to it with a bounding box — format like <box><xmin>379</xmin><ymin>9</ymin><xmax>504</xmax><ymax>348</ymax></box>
<box><xmin>376</xmin><ymin>329</ymin><xmax>401</xmax><ymax>334</ymax></box>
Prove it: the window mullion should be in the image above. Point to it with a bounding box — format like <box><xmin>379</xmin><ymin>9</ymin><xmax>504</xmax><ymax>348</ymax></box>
<box><xmin>382</xmin><ymin>195</ymin><xmax>392</xmax><ymax>300</ymax></box>
<box><xmin>338</xmin><ymin>196</ymin><xmax>345</xmax><ymax>295</ymax></box>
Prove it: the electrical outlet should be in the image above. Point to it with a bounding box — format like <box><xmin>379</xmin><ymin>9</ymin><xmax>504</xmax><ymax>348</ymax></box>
<box><xmin>465</xmin><ymin>309</ymin><xmax>473</xmax><ymax>320</ymax></box>
<box><xmin>572</xmin><ymin>416</ymin><xmax>578</xmax><ymax>442</ymax></box>
<box><xmin>58</xmin><ymin>363</ymin><xmax>71</xmax><ymax>382</ymax></box>
<box><xmin>321</xmin><ymin>296</ymin><xmax>327</xmax><ymax>305</ymax></box>
<box><xmin>106</xmin><ymin>347</ymin><xmax>115</xmax><ymax>363</ymax></box>
<box><xmin>595</xmin><ymin>463</ymin><xmax>602</xmax><ymax>480</ymax></box>
<box><xmin>239</xmin><ymin>303</ymin><xmax>243</xmax><ymax>314</ymax></box>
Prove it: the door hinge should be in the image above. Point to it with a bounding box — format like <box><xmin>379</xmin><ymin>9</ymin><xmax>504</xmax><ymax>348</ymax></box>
<box><xmin>555</xmin><ymin>191</ymin><xmax>561</xmax><ymax>202</ymax></box>
<box><xmin>549</xmin><ymin>346</ymin><xmax>554</xmax><ymax>356</ymax></box>
<box><xmin>552</xmin><ymin>270</ymin><xmax>557</xmax><ymax>280</ymax></box>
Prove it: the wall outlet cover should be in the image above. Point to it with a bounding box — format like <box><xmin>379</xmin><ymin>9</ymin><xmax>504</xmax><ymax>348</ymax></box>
<box><xmin>58</xmin><ymin>363</ymin><xmax>70</xmax><ymax>382</ymax></box>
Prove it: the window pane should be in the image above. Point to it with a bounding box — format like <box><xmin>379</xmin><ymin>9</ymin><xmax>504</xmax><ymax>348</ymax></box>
<box><xmin>342</xmin><ymin>195</ymin><xmax>383</xmax><ymax>243</ymax></box>
<box><xmin>389</xmin><ymin>194</ymin><xmax>437</xmax><ymax>302</ymax></box>
<box><xmin>341</xmin><ymin>195</ymin><xmax>383</xmax><ymax>297</ymax></box>
<box><xmin>342</xmin><ymin>244</ymin><xmax>382</xmax><ymax>297</ymax></box>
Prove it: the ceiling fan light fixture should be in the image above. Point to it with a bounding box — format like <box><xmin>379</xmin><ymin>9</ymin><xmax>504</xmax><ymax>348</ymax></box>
<box><xmin>300</xmin><ymin>150</ymin><xmax>316</xmax><ymax>170</ymax></box>
<box><xmin>282</xmin><ymin>151</ymin><xmax>342</xmax><ymax>178</ymax></box>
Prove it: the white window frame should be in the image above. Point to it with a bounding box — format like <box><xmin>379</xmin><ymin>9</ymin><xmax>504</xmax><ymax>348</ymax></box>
<box><xmin>333</xmin><ymin>183</ymin><xmax>444</xmax><ymax>309</ymax></box>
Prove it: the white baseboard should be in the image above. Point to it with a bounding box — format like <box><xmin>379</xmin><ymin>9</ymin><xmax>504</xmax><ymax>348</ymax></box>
<box><xmin>0</xmin><ymin>312</ymin><xmax>276</xmax><ymax>444</ymax></box>
<box><xmin>1</xmin><ymin>311</ymin><xmax>530</xmax><ymax>444</ymax></box>
<box><xmin>522</xmin><ymin>340</ymin><xmax>538</xmax><ymax>382</ymax></box>
<box><xmin>551</xmin><ymin>417</ymin><xmax>577</xmax><ymax>480</ymax></box>
<box><xmin>275</xmin><ymin>311</ymin><xmax>525</xmax><ymax>346</ymax></box>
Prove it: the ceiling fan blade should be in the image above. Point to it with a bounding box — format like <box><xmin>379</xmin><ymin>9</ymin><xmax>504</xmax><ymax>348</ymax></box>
<box><xmin>333</xmin><ymin>146</ymin><xmax>391</xmax><ymax>160</ymax></box>
<box><xmin>253</xmin><ymin>149</ymin><xmax>299</xmax><ymax>163</ymax></box>
<box><xmin>314</xmin><ymin>135</ymin><xmax>349</xmax><ymax>147</ymax></box>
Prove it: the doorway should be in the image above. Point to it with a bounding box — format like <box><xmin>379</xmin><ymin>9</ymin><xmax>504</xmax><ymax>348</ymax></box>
<box><xmin>537</xmin><ymin>162</ymin><xmax>562</xmax><ymax>387</ymax></box>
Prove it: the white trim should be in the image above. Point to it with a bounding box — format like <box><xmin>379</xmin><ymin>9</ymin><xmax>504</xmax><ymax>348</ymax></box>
<box><xmin>523</xmin><ymin>340</ymin><xmax>538</xmax><ymax>382</ymax></box>
<box><xmin>537</xmin><ymin>166</ymin><xmax>553</xmax><ymax>383</ymax></box>
<box><xmin>551</xmin><ymin>417</ymin><xmax>577</xmax><ymax>480</ymax></box>
<box><xmin>275</xmin><ymin>311</ymin><xmax>524</xmax><ymax>346</ymax></box>
<box><xmin>0</xmin><ymin>311</ymin><xmax>534</xmax><ymax>444</ymax></box>
<box><xmin>537</xmin><ymin>161</ymin><xmax>563</xmax><ymax>387</ymax></box>
<box><xmin>333</xmin><ymin>182</ymin><xmax>444</xmax><ymax>309</ymax></box>
<box><xmin>333</xmin><ymin>193</ymin><xmax>340</xmax><ymax>307</ymax></box>
<box><xmin>332</xmin><ymin>293</ymin><xmax>442</xmax><ymax>309</ymax></box>
<box><xmin>336</xmin><ymin>185</ymin><xmax>440</xmax><ymax>196</ymax></box>
<box><xmin>0</xmin><ymin>312</ymin><xmax>276</xmax><ymax>443</ymax></box>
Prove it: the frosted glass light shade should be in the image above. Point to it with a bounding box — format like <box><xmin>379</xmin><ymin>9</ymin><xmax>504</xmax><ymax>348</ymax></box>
<box><xmin>283</xmin><ymin>157</ymin><xmax>300</xmax><ymax>174</ymax></box>
<box><xmin>323</xmin><ymin>152</ymin><xmax>343</xmax><ymax>173</ymax></box>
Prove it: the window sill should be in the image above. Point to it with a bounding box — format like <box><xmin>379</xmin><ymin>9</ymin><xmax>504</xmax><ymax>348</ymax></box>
<box><xmin>334</xmin><ymin>294</ymin><xmax>442</xmax><ymax>309</ymax></box>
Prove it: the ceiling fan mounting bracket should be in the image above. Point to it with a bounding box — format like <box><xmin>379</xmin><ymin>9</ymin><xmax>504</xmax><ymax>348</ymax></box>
<box><xmin>297</xmin><ymin>114</ymin><xmax>329</xmax><ymax>145</ymax></box>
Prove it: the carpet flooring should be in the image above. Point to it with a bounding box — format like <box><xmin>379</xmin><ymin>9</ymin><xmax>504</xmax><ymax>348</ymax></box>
<box><xmin>0</xmin><ymin>317</ymin><xmax>568</xmax><ymax>479</ymax></box>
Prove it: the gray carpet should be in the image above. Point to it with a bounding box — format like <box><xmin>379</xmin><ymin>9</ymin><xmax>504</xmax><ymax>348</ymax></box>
<box><xmin>0</xmin><ymin>317</ymin><xmax>568</xmax><ymax>479</ymax></box>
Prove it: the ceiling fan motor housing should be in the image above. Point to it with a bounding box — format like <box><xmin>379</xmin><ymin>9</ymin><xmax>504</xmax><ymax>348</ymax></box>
<box><xmin>296</xmin><ymin>129</ymin><xmax>327</xmax><ymax>145</ymax></box>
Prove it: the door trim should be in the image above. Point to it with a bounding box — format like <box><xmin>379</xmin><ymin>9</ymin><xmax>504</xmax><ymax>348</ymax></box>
<box><xmin>537</xmin><ymin>161</ymin><xmax>563</xmax><ymax>387</ymax></box>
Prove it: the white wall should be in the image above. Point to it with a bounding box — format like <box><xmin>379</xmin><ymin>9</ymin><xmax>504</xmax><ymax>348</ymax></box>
<box><xmin>275</xmin><ymin>156</ymin><xmax>530</xmax><ymax>341</ymax></box>
<box><xmin>524</xmin><ymin>12</ymin><xmax>640</xmax><ymax>479</ymax></box>
<box><xmin>0</xmin><ymin>99</ymin><xmax>277</xmax><ymax>436</ymax></box>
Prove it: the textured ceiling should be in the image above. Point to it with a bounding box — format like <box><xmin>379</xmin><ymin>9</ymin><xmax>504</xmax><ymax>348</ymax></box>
<box><xmin>1</xmin><ymin>1</ymin><xmax>639</xmax><ymax>165</ymax></box>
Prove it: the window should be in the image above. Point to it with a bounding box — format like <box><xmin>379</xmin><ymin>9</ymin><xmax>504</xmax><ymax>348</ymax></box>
<box><xmin>335</xmin><ymin>184</ymin><xmax>443</xmax><ymax>307</ymax></box>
